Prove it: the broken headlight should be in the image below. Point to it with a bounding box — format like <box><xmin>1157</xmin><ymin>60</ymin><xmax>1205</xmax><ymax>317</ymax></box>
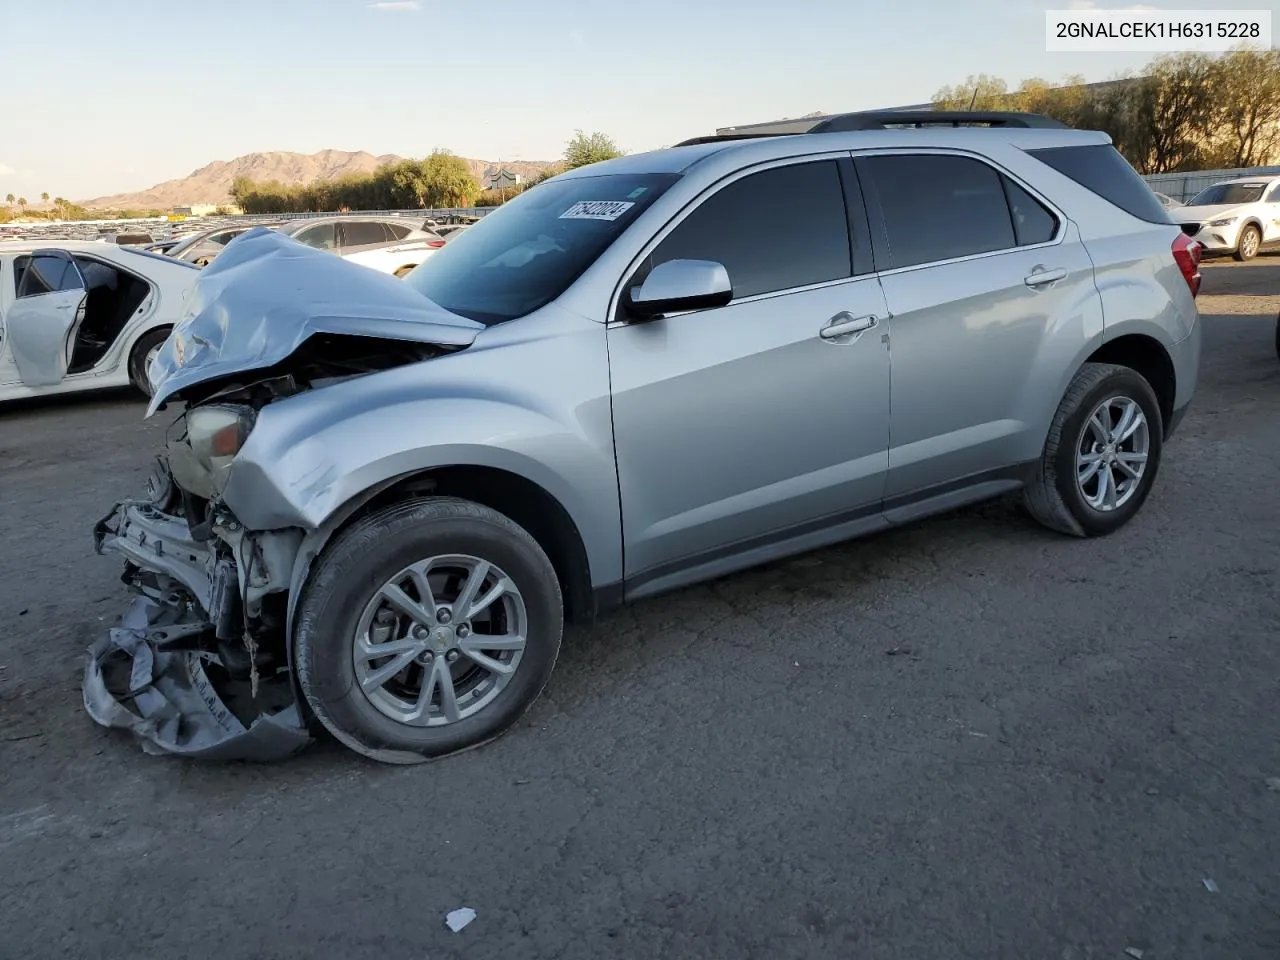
<box><xmin>168</xmin><ymin>404</ymin><xmax>256</xmax><ymax>499</ymax></box>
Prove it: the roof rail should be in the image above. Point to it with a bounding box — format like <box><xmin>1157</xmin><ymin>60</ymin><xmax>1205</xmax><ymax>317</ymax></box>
<box><xmin>807</xmin><ymin>110</ymin><xmax>1068</xmax><ymax>132</ymax></box>
<box><xmin>671</xmin><ymin>132</ymin><xmax>791</xmax><ymax>148</ymax></box>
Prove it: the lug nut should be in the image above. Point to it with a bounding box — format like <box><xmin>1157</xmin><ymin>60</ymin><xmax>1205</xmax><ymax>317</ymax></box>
<box><xmin>413</xmin><ymin>625</ymin><xmax>429</xmax><ymax>639</ymax></box>
<box><xmin>437</xmin><ymin>608</ymin><xmax>452</xmax><ymax>624</ymax></box>
<box><xmin>446</xmin><ymin>650</ymin><xmax>459</xmax><ymax>663</ymax></box>
<box><xmin>457</xmin><ymin>624</ymin><xmax>470</xmax><ymax>638</ymax></box>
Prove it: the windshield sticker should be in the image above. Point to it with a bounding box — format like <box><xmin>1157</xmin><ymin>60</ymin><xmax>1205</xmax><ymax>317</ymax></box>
<box><xmin>559</xmin><ymin>200</ymin><xmax>635</xmax><ymax>221</ymax></box>
<box><xmin>626</xmin><ymin>187</ymin><xmax>649</xmax><ymax>200</ymax></box>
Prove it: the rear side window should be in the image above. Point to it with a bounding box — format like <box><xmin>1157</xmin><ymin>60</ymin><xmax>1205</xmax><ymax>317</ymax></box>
<box><xmin>1002</xmin><ymin>178</ymin><xmax>1059</xmax><ymax>246</ymax></box>
<box><xmin>1266</xmin><ymin>182</ymin><xmax>1280</xmax><ymax>203</ymax></box>
<box><xmin>342</xmin><ymin>220</ymin><xmax>392</xmax><ymax>247</ymax></box>
<box><xmin>1028</xmin><ymin>144</ymin><xmax>1170</xmax><ymax>224</ymax></box>
<box><xmin>860</xmin><ymin>154</ymin><xmax>1016</xmax><ymax>268</ymax></box>
<box><xmin>649</xmin><ymin>160</ymin><xmax>851</xmax><ymax>299</ymax></box>
<box><xmin>385</xmin><ymin>222</ymin><xmax>412</xmax><ymax>240</ymax></box>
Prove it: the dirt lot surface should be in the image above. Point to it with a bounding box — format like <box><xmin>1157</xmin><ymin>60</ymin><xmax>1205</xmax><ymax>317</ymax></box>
<box><xmin>1</xmin><ymin>259</ymin><xmax>1279</xmax><ymax>959</ymax></box>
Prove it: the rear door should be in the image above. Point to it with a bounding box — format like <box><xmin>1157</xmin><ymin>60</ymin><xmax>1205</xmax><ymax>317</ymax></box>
<box><xmin>4</xmin><ymin>250</ymin><xmax>89</xmax><ymax>386</ymax></box>
<box><xmin>337</xmin><ymin>219</ymin><xmax>395</xmax><ymax>270</ymax></box>
<box><xmin>855</xmin><ymin>150</ymin><xmax>1100</xmax><ymax>502</ymax></box>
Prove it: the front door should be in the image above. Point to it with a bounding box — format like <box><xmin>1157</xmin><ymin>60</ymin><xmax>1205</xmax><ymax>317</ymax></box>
<box><xmin>1263</xmin><ymin>181</ymin><xmax>1280</xmax><ymax>243</ymax></box>
<box><xmin>607</xmin><ymin>156</ymin><xmax>892</xmax><ymax>592</ymax></box>
<box><xmin>5</xmin><ymin>250</ymin><xmax>89</xmax><ymax>387</ymax></box>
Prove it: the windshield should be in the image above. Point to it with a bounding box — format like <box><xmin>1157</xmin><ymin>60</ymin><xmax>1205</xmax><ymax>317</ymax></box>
<box><xmin>1189</xmin><ymin>182</ymin><xmax>1265</xmax><ymax>206</ymax></box>
<box><xmin>404</xmin><ymin>172</ymin><xmax>679</xmax><ymax>324</ymax></box>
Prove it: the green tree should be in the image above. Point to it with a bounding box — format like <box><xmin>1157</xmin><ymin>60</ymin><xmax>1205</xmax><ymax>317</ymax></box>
<box><xmin>563</xmin><ymin>130</ymin><xmax>624</xmax><ymax>169</ymax></box>
<box><xmin>40</xmin><ymin>192</ymin><xmax>49</xmax><ymax>205</ymax></box>
<box><xmin>418</xmin><ymin>150</ymin><xmax>479</xmax><ymax>207</ymax></box>
<box><xmin>4</xmin><ymin>193</ymin><xmax>13</xmax><ymax>205</ymax></box>
<box><xmin>17</xmin><ymin>197</ymin><xmax>27</xmax><ymax>212</ymax></box>
<box><xmin>1204</xmin><ymin>46</ymin><xmax>1280</xmax><ymax>168</ymax></box>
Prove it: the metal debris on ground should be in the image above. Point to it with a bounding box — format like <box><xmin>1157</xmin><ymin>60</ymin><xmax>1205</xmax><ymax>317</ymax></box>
<box><xmin>445</xmin><ymin>907</ymin><xmax>476</xmax><ymax>933</ymax></box>
<box><xmin>1124</xmin><ymin>948</ymin><xmax>1144</xmax><ymax>959</ymax></box>
<box><xmin>1203</xmin><ymin>878</ymin><xmax>1219</xmax><ymax>893</ymax></box>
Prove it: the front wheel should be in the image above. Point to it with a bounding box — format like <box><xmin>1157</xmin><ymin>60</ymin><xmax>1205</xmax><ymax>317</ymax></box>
<box><xmin>127</xmin><ymin>328</ymin><xmax>171</xmax><ymax>397</ymax></box>
<box><xmin>1234</xmin><ymin>225</ymin><xmax>1261</xmax><ymax>262</ymax></box>
<box><xmin>1024</xmin><ymin>362</ymin><xmax>1164</xmax><ymax>537</ymax></box>
<box><xmin>294</xmin><ymin>496</ymin><xmax>564</xmax><ymax>764</ymax></box>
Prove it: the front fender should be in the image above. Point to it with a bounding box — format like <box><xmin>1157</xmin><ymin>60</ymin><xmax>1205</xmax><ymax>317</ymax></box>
<box><xmin>220</xmin><ymin>322</ymin><xmax>621</xmax><ymax>586</ymax></box>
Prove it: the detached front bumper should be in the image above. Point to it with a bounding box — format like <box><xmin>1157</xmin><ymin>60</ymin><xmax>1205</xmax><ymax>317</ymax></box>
<box><xmin>87</xmin><ymin>491</ymin><xmax>313</xmax><ymax>761</ymax></box>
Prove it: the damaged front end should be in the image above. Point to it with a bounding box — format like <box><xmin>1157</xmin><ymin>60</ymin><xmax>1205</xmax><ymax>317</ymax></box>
<box><xmin>86</xmin><ymin>228</ymin><xmax>483</xmax><ymax>760</ymax></box>
<box><xmin>88</xmin><ymin>456</ymin><xmax>313</xmax><ymax>760</ymax></box>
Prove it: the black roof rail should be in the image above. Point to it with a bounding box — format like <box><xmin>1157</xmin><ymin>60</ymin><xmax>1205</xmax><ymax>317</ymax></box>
<box><xmin>671</xmin><ymin>132</ymin><xmax>791</xmax><ymax>148</ymax></box>
<box><xmin>807</xmin><ymin>110</ymin><xmax>1068</xmax><ymax>132</ymax></box>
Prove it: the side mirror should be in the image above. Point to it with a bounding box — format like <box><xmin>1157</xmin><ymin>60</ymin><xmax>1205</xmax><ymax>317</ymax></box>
<box><xmin>625</xmin><ymin>259</ymin><xmax>733</xmax><ymax>320</ymax></box>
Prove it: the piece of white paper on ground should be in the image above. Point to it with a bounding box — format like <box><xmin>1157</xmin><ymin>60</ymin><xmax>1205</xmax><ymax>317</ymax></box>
<box><xmin>445</xmin><ymin>907</ymin><xmax>476</xmax><ymax>932</ymax></box>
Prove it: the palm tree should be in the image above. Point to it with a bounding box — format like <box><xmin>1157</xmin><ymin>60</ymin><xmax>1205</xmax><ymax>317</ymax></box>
<box><xmin>40</xmin><ymin>192</ymin><xmax>49</xmax><ymax>205</ymax></box>
<box><xmin>4</xmin><ymin>193</ymin><xmax>13</xmax><ymax>205</ymax></box>
<box><xmin>17</xmin><ymin>197</ymin><xmax>27</xmax><ymax>213</ymax></box>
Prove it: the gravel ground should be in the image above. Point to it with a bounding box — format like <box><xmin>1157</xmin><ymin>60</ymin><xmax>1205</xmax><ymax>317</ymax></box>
<box><xmin>1</xmin><ymin>259</ymin><xmax>1278</xmax><ymax>960</ymax></box>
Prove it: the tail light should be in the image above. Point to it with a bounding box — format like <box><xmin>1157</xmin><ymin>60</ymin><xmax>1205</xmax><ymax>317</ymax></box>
<box><xmin>427</xmin><ymin>239</ymin><xmax>445</xmax><ymax>248</ymax></box>
<box><xmin>1172</xmin><ymin>233</ymin><xmax>1201</xmax><ymax>298</ymax></box>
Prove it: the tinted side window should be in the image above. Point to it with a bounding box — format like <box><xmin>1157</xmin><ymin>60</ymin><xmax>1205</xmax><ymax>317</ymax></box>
<box><xmin>342</xmin><ymin>220</ymin><xmax>391</xmax><ymax>247</ymax></box>
<box><xmin>385</xmin><ymin>222</ymin><xmax>412</xmax><ymax>240</ymax></box>
<box><xmin>650</xmin><ymin>160</ymin><xmax>851</xmax><ymax>300</ymax></box>
<box><xmin>295</xmin><ymin>223</ymin><xmax>336</xmax><ymax>249</ymax></box>
<box><xmin>17</xmin><ymin>255</ymin><xmax>82</xmax><ymax>297</ymax></box>
<box><xmin>1028</xmin><ymin>144</ymin><xmax>1171</xmax><ymax>224</ymax></box>
<box><xmin>1002</xmin><ymin>177</ymin><xmax>1059</xmax><ymax>246</ymax></box>
<box><xmin>1266</xmin><ymin>183</ymin><xmax>1280</xmax><ymax>203</ymax></box>
<box><xmin>862</xmin><ymin>154</ymin><xmax>1015</xmax><ymax>269</ymax></box>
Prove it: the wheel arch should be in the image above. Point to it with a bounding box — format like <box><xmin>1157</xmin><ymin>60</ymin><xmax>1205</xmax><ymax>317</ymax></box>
<box><xmin>283</xmin><ymin>464</ymin><xmax>598</xmax><ymax>646</ymax></box>
<box><xmin>1084</xmin><ymin>333</ymin><xmax>1176</xmax><ymax>436</ymax></box>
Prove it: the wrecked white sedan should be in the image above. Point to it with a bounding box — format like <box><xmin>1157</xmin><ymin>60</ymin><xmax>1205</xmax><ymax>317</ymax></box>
<box><xmin>0</xmin><ymin>240</ymin><xmax>199</xmax><ymax>402</ymax></box>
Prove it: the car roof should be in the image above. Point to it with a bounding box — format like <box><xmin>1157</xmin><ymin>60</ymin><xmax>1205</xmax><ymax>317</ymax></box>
<box><xmin>554</xmin><ymin>127</ymin><xmax>1112</xmax><ymax>180</ymax></box>
<box><xmin>1208</xmin><ymin>176</ymin><xmax>1280</xmax><ymax>186</ymax></box>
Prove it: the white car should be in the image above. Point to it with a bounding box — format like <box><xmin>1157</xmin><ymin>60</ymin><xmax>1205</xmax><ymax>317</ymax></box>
<box><xmin>1174</xmin><ymin>175</ymin><xmax>1280</xmax><ymax>261</ymax></box>
<box><xmin>272</xmin><ymin>216</ymin><xmax>446</xmax><ymax>277</ymax></box>
<box><xmin>0</xmin><ymin>240</ymin><xmax>198</xmax><ymax>403</ymax></box>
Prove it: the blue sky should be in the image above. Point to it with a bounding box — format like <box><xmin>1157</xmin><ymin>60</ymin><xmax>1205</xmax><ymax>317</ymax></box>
<box><xmin>1</xmin><ymin>0</ymin><xmax>1275</xmax><ymax>200</ymax></box>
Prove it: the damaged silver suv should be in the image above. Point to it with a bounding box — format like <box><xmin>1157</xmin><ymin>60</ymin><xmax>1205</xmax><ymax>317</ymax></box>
<box><xmin>89</xmin><ymin>111</ymin><xmax>1202</xmax><ymax>763</ymax></box>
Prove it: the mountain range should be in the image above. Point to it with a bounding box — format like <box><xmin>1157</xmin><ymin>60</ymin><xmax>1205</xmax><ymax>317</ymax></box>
<box><xmin>81</xmin><ymin>150</ymin><xmax>557</xmax><ymax>209</ymax></box>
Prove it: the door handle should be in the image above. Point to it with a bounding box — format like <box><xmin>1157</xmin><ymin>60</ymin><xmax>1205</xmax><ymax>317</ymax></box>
<box><xmin>1024</xmin><ymin>268</ymin><xmax>1067</xmax><ymax>287</ymax></box>
<box><xmin>820</xmin><ymin>313</ymin><xmax>878</xmax><ymax>340</ymax></box>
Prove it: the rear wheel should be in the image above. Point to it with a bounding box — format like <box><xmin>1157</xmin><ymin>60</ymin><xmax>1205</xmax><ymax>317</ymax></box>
<box><xmin>293</xmin><ymin>496</ymin><xmax>564</xmax><ymax>764</ymax></box>
<box><xmin>1024</xmin><ymin>362</ymin><xmax>1164</xmax><ymax>537</ymax></box>
<box><xmin>1234</xmin><ymin>225</ymin><xmax>1261</xmax><ymax>261</ymax></box>
<box><xmin>394</xmin><ymin>265</ymin><xmax>415</xmax><ymax>278</ymax></box>
<box><xmin>127</xmin><ymin>328</ymin><xmax>171</xmax><ymax>397</ymax></box>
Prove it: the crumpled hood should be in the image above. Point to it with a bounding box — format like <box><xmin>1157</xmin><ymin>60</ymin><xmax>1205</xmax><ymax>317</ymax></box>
<box><xmin>146</xmin><ymin>227</ymin><xmax>483</xmax><ymax>415</ymax></box>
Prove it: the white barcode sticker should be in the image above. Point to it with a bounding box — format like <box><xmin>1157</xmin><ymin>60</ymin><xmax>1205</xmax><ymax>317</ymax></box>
<box><xmin>559</xmin><ymin>200</ymin><xmax>635</xmax><ymax>221</ymax></box>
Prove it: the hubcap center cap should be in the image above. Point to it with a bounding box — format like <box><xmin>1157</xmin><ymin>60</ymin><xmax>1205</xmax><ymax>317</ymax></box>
<box><xmin>434</xmin><ymin>627</ymin><xmax>454</xmax><ymax>649</ymax></box>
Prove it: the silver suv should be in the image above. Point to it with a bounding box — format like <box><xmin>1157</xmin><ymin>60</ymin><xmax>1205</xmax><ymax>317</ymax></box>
<box><xmin>88</xmin><ymin>111</ymin><xmax>1202</xmax><ymax>763</ymax></box>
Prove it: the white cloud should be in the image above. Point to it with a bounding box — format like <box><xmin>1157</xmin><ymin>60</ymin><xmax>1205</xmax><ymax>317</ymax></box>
<box><xmin>0</xmin><ymin>163</ymin><xmax>13</xmax><ymax>177</ymax></box>
<box><xmin>368</xmin><ymin>0</ymin><xmax>420</xmax><ymax>10</ymax></box>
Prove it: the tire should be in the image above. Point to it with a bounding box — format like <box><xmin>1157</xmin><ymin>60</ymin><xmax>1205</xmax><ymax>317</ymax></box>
<box><xmin>1234</xmin><ymin>224</ymin><xmax>1261</xmax><ymax>262</ymax></box>
<box><xmin>1023</xmin><ymin>362</ymin><xmax>1164</xmax><ymax>538</ymax></box>
<box><xmin>394</xmin><ymin>265</ymin><xmax>415</xmax><ymax>278</ymax></box>
<box><xmin>294</xmin><ymin>496</ymin><xmax>564</xmax><ymax>764</ymax></box>
<box><xmin>127</xmin><ymin>328</ymin><xmax>171</xmax><ymax>397</ymax></box>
